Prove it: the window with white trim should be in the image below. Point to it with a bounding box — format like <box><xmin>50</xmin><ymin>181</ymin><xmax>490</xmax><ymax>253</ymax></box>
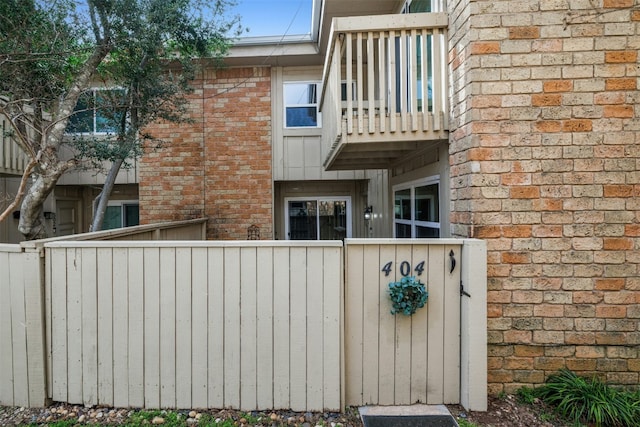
<box><xmin>102</xmin><ymin>201</ymin><xmax>139</xmax><ymax>230</ymax></box>
<box><xmin>394</xmin><ymin>178</ymin><xmax>440</xmax><ymax>238</ymax></box>
<box><xmin>68</xmin><ymin>88</ymin><xmax>126</xmax><ymax>134</ymax></box>
<box><xmin>284</xmin><ymin>82</ymin><xmax>320</xmax><ymax>128</ymax></box>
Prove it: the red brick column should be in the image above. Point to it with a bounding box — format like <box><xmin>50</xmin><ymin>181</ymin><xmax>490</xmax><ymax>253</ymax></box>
<box><xmin>140</xmin><ymin>66</ymin><xmax>273</xmax><ymax>239</ymax></box>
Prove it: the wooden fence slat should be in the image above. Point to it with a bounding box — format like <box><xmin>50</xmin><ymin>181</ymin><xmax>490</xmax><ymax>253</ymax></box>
<box><xmin>112</xmin><ymin>248</ymin><xmax>129</xmax><ymax>407</ymax></box>
<box><xmin>289</xmin><ymin>247</ymin><xmax>307</xmax><ymax>411</ymax></box>
<box><xmin>176</xmin><ymin>247</ymin><xmax>192</xmax><ymax>408</ymax></box>
<box><xmin>128</xmin><ymin>248</ymin><xmax>145</xmax><ymax>407</ymax></box>
<box><xmin>306</xmin><ymin>247</ymin><xmax>324</xmax><ymax>411</ymax></box>
<box><xmin>272</xmin><ymin>247</ymin><xmax>290</xmax><ymax>409</ymax></box>
<box><xmin>443</xmin><ymin>245</ymin><xmax>461</xmax><ymax>403</ymax></box>
<box><xmin>51</xmin><ymin>248</ymin><xmax>68</xmax><ymax>403</ymax></box>
<box><xmin>66</xmin><ymin>248</ymin><xmax>83</xmax><ymax>404</ymax></box>
<box><xmin>410</xmin><ymin>245</ymin><xmax>429</xmax><ymax>404</ymax></box>
<box><xmin>344</xmin><ymin>244</ymin><xmax>363</xmax><ymax>405</ymax></box>
<box><xmin>361</xmin><ymin>245</ymin><xmax>380</xmax><ymax>404</ymax></box>
<box><xmin>207</xmin><ymin>247</ymin><xmax>225</xmax><ymax>408</ymax></box>
<box><xmin>223</xmin><ymin>247</ymin><xmax>241</xmax><ymax>408</ymax></box>
<box><xmin>144</xmin><ymin>248</ymin><xmax>161</xmax><ymax>408</ymax></box>
<box><xmin>426</xmin><ymin>245</ymin><xmax>445</xmax><ymax>404</ymax></box>
<box><xmin>9</xmin><ymin>251</ymin><xmax>28</xmax><ymax>407</ymax></box>
<box><xmin>240</xmin><ymin>247</ymin><xmax>257</xmax><ymax>411</ymax></box>
<box><xmin>323</xmin><ymin>246</ymin><xmax>342</xmax><ymax>411</ymax></box>
<box><xmin>159</xmin><ymin>247</ymin><xmax>176</xmax><ymax>408</ymax></box>
<box><xmin>377</xmin><ymin>244</ymin><xmax>396</xmax><ymax>405</ymax></box>
<box><xmin>191</xmin><ymin>248</ymin><xmax>208</xmax><ymax>409</ymax></box>
<box><xmin>256</xmin><ymin>247</ymin><xmax>274</xmax><ymax>409</ymax></box>
<box><xmin>97</xmin><ymin>248</ymin><xmax>113</xmax><ymax>406</ymax></box>
<box><xmin>393</xmin><ymin>245</ymin><xmax>412</xmax><ymax>405</ymax></box>
<box><xmin>0</xmin><ymin>252</ymin><xmax>14</xmax><ymax>405</ymax></box>
<box><xmin>81</xmin><ymin>248</ymin><xmax>98</xmax><ymax>406</ymax></box>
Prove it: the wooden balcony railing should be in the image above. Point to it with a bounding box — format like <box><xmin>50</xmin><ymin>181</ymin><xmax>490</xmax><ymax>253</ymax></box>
<box><xmin>320</xmin><ymin>13</ymin><xmax>449</xmax><ymax>170</ymax></box>
<box><xmin>1</xmin><ymin>116</ymin><xmax>28</xmax><ymax>176</ymax></box>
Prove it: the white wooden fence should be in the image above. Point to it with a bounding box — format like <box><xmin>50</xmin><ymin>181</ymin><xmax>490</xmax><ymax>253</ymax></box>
<box><xmin>0</xmin><ymin>244</ymin><xmax>47</xmax><ymax>407</ymax></box>
<box><xmin>1</xmin><ymin>236</ymin><xmax>487</xmax><ymax>412</ymax></box>
<box><xmin>45</xmin><ymin>241</ymin><xmax>343</xmax><ymax>411</ymax></box>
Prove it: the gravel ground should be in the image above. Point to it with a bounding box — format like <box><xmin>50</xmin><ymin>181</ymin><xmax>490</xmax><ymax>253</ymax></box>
<box><xmin>0</xmin><ymin>396</ymin><xmax>569</xmax><ymax>426</ymax></box>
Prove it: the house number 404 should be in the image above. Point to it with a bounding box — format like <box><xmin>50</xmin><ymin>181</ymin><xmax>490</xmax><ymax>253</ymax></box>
<box><xmin>381</xmin><ymin>261</ymin><xmax>425</xmax><ymax>277</ymax></box>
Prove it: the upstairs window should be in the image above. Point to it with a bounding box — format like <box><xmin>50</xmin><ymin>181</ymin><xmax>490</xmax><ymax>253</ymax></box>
<box><xmin>68</xmin><ymin>89</ymin><xmax>126</xmax><ymax>134</ymax></box>
<box><xmin>284</xmin><ymin>82</ymin><xmax>320</xmax><ymax>128</ymax></box>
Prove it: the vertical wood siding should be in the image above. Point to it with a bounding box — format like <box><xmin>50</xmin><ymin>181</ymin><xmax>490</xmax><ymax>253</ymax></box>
<box><xmin>45</xmin><ymin>241</ymin><xmax>343</xmax><ymax>411</ymax></box>
<box><xmin>344</xmin><ymin>239</ymin><xmax>461</xmax><ymax>406</ymax></box>
<box><xmin>0</xmin><ymin>245</ymin><xmax>47</xmax><ymax>407</ymax></box>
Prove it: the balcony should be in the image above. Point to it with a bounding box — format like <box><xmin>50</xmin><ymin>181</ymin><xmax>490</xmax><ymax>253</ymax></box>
<box><xmin>319</xmin><ymin>13</ymin><xmax>449</xmax><ymax>170</ymax></box>
<box><xmin>1</xmin><ymin>117</ymin><xmax>28</xmax><ymax>176</ymax></box>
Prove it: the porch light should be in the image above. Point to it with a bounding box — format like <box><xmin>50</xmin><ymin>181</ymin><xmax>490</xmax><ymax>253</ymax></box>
<box><xmin>364</xmin><ymin>206</ymin><xmax>373</xmax><ymax>221</ymax></box>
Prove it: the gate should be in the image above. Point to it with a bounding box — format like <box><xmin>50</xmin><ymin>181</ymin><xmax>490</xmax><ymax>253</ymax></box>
<box><xmin>344</xmin><ymin>239</ymin><xmax>462</xmax><ymax>406</ymax></box>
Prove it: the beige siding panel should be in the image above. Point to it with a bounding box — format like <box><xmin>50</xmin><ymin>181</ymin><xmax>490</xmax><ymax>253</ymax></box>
<box><xmin>256</xmin><ymin>247</ymin><xmax>274</xmax><ymax>409</ymax></box>
<box><xmin>128</xmin><ymin>248</ymin><xmax>145</xmax><ymax>408</ymax></box>
<box><xmin>81</xmin><ymin>248</ymin><xmax>98</xmax><ymax>406</ymax></box>
<box><xmin>159</xmin><ymin>248</ymin><xmax>176</xmax><ymax>408</ymax></box>
<box><xmin>176</xmin><ymin>248</ymin><xmax>192</xmax><ymax>408</ymax></box>
<box><xmin>191</xmin><ymin>248</ymin><xmax>209</xmax><ymax>409</ymax></box>
<box><xmin>272</xmin><ymin>246</ymin><xmax>290</xmax><ymax>409</ymax></box>
<box><xmin>97</xmin><ymin>248</ymin><xmax>113</xmax><ymax>406</ymax></box>
<box><xmin>144</xmin><ymin>248</ymin><xmax>161</xmax><ymax>408</ymax></box>
<box><xmin>240</xmin><ymin>247</ymin><xmax>258</xmax><ymax>411</ymax></box>
<box><xmin>223</xmin><ymin>247</ymin><xmax>241</xmax><ymax>408</ymax></box>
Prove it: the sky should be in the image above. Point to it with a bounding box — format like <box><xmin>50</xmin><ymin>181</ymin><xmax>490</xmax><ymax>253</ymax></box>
<box><xmin>231</xmin><ymin>0</ymin><xmax>314</xmax><ymax>37</ymax></box>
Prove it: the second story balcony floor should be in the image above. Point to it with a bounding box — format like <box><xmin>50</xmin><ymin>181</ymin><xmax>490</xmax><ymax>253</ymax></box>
<box><xmin>320</xmin><ymin>12</ymin><xmax>449</xmax><ymax>171</ymax></box>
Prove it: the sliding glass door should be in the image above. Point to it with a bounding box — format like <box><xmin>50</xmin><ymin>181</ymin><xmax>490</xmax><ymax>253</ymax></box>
<box><xmin>285</xmin><ymin>197</ymin><xmax>351</xmax><ymax>240</ymax></box>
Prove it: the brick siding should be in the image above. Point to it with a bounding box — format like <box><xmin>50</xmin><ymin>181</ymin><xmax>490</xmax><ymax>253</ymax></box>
<box><xmin>449</xmin><ymin>1</ymin><xmax>639</xmax><ymax>393</ymax></box>
<box><xmin>140</xmin><ymin>66</ymin><xmax>273</xmax><ymax>239</ymax></box>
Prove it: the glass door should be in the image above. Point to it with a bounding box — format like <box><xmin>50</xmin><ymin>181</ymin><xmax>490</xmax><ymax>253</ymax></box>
<box><xmin>286</xmin><ymin>197</ymin><xmax>351</xmax><ymax>240</ymax></box>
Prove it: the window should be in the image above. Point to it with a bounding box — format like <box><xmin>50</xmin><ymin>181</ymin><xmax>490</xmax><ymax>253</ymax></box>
<box><xmin>285</xmin><ymin>197</ymin><xmax>351</xmax><ymax>240</ymax></box>
<box><xmin>394</xmin><ymin>178</ymin><xmax>440</xmax><ymax>238</ymax></box>
<box><xmin>102</xmin><ymin>202</ymin><xmax>139</xmax><ymax>230</ymax></box>
<box><xmin>68</xmin><ymin>88</ymin><xmax>126</xmax><ymax>134</ymax></box>
<box><xmin>284</xmin><ymin>82</ymin><xmax>320</xmax><ymax>128</ymax></box>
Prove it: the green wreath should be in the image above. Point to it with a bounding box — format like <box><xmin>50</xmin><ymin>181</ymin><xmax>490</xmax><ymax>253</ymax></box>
<box><xmin>388</xmin><ymin>276</ymin><xmax>428</xmax><ymax>316</ymax></box>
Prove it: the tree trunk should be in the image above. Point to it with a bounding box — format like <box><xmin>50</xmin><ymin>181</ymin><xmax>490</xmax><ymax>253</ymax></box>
<box><xmin>17</xmin><ymin>170</ymin><xmax>63</xmax><ymax>240</ymax></box>
<box><xmin>90</xmin><ymin>157</ymin><xmax>125</xmax><ymax>232</ymax></box>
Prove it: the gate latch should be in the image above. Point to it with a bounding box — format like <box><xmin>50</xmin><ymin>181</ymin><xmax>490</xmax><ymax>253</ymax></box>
<box><xmin>460</xmin><ymin>281</ymin><xmax>471</xmax><ymax>298</ymax></box>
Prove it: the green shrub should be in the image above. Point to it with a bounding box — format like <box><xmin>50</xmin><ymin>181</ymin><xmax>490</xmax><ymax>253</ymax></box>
<box><xmin>535</xmin><ymin>369</ymin><xmax>640</xmax><ymax>427</ymax></box>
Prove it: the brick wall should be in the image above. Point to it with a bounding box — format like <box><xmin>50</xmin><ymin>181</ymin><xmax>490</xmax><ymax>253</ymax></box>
<box><xmin>140</xmin><ymin>66</ymin><xmax>273</xmax><ymax>239</ymax></box>
<box><xmin>449</xmin><ymin>1</ymin><xmax>640</xmax><ymax>393</ymax></box>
